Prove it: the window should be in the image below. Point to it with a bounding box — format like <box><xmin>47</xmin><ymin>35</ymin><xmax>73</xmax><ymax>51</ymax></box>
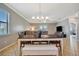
<box><xmin>0</xmin><ymin>9</ymin><xmax>9</xmax><ymax>35</ymax></box>
<box><xmin>39</xmin><ymin>24</ymin><xmax>48</xmax><ymax>31</ymax></box>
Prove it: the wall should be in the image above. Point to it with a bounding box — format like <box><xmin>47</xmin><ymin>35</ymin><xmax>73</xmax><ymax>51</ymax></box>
<box><xmin>77</xmin><ymin>19</ymin><xmax>79</xmax><ymax>39</ymax></box>
<box><xmin>0</xmin><ymin>3</ymin><xmax>30</xmax><ymax>49</ymax></box>
<box><xmin>30</xmin><ymin>23</ymin><xmax>57</xmax><ymax>34</ymax></box>
<box><xmin>0</xmin><ymin>3</ymin><xmax>30</xmax><ymax>34</ymax></box>
<box><xmin>47</xmin><ymin>23</ymin><xmax>57</xmax><ymax>34</ymax></box>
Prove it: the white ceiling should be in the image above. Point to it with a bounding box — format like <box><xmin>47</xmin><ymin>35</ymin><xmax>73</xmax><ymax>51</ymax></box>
<box><xmin>5</xmin><ymin>3</ymin><xmax>79</xmax><ymax>23</ymax></box>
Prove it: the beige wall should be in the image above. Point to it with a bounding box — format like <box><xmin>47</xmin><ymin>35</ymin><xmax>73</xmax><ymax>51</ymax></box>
<box><xmin>0</xmin><ymin>4</ymin><xmax>30</xmax><ymax>49</ymax></box>
<box><xmin>47</xmin><ymin>23</ymin><xmax>57</xmax><ymax>34</ymax></box>
<box><xmin>30</xmin><ymin>23</ymin><xmax>57</xmax><ymax>34</ymax></box>
<box><xmin>77</xmin><ymin>19</ymin><xmax>79</xmax><ymax>39</ymax></box>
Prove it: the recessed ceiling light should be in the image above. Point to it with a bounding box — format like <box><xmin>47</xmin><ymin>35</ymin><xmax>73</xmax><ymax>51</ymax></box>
<box><xmin>46</xmin><ymin>16</ymin><xmax>49</xmax><ymax>19</ymax></box>
<box><xmin>32</xmin><ymin>16</ymin><xmax>35</xmax><ymax>19</ymax></box>
<box><xmin>37</xmin><ymin>16</ymin><xmax>40</xmax><ymax>19</ymax></box>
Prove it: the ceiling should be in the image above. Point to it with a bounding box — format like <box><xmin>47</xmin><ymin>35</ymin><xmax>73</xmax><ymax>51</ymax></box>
<box><xmin>5</xmin><ymin>3</ymin><xmax>79</xmax><ymax>23</ymax></box>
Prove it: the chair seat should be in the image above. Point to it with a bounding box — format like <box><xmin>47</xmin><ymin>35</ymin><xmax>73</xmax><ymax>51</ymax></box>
<box><xmin>22</xmin><ymin>45</ymin><xmax>58</xmax><ymax>50</ymax></box>
<box><xmin>21</xmin><ymin>45</ymin><xmax>59</xmax><ymax>56</ymax></box>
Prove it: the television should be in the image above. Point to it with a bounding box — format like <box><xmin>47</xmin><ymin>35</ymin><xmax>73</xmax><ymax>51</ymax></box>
<box><xmin>56</xmin><ymin>26</ymin><xmax>62</xmax><ymax>32</ymax></box>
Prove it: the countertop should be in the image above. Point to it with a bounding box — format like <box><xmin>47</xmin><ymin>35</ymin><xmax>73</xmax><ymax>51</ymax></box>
<box><xmin>18</xmin><ymin>37</ymin><xmax>64</xmax><ymax>39</ymax></box>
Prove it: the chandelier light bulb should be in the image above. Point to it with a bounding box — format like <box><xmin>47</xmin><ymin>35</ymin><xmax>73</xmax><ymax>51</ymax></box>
<box><xmin>37</xmin><ymin>16</ymin><xmax>40</xmax><ymax>19</ymax></box>
<box><xmin>32</xmin><ymin>16</ymin><xmax>35</xmax><ymax>19</ymax></box>
<box><xmin>46</xmin><ymin>16</ymin><xmax>49</xmax><ymax>19</ymax></box>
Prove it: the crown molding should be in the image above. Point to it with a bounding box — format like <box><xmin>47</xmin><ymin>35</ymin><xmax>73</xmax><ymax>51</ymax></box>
<box><xmin>3</xmin><ymin>3</ymin><xmax>30</xmax><ymax>24</ymax></box>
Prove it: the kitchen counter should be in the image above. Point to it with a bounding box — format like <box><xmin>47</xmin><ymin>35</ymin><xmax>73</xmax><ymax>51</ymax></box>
<box><xmin>18</xmin><ymin>35</ymin><xmax>65</xmax><ymax>39</ymax></box>
<box><xmin>18</xmin><ymin>32</ymin><xmax>66</xmax><ymax>39</ymax></box>
<box><xmin>18</xmin><ymin>37</ymin><xmax>64</xmax><ymax>39</ymax></box>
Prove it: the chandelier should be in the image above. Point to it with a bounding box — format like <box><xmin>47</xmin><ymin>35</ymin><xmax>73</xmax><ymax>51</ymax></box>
<box><xmin>32</xmin><ymin>16</ymin><xmax>49</xmax><ymax>20</ymax></box>
<box><xmin>31</xmin><ymin>4</ymin><xmax>49</xmax><ymax>23</ymax></box>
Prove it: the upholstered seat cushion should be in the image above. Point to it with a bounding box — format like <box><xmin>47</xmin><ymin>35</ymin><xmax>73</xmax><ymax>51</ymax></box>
<box><xmin>22</xmin><ymin>45</ymin><xmax>58</xmax><ymax>50</ymax></box>
<box><xmin>21</xmin><ymin>45</ymin><xmax>59</xmax><ymax>56</ymax></box>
